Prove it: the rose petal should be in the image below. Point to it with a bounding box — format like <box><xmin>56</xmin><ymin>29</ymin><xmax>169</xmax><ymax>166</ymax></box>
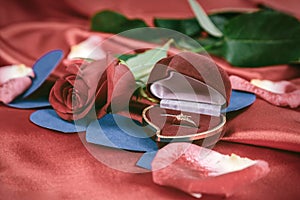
<box><xmin>66</xmin><ymin>60</ymin><xmax>84</xmax><ymax>75</ymax></box>
<box><xmin>66</xmin><ymin>90</ymin><xmax>74</xmax><ymax>109</ymax></box>
<box><xmin>0</xmin><ymin>77</ymin><xmax>32</xmax><ymax>104</ymax></box>
<box><xmin>230</xmin><ymin>75</ymin><xmax>300</xmax><ymax>108</ymax></box>
<box><xmin>52</xmin><ymin>80</ymin><xmax>70</xmax><ymax>104</ymax></box>
<box><xmin>250</xmin><ymin>79</ymin><xmax>298</xmax><ymax>94</ymax></box>
<box><xmin>67</xmin><ymin>35</ymin><xmax>106</xmax><ymax>61</ymax></box>
<box><xmin>50</xmin><ymin>91</ymin><xmax>72</xmax><ymax>113</ymax></box>
<box><xmin>95</xmin><ymin>80</ymin><xmax>108</xmax><ymax>118</ymax></box>
<box><xmin>152</xmin><ymin>143</ymin><xmax>269</xmax><ymax>198</ymax></box>
<box><xmin>0</xmin><ymin>64</ymin><xmax>34</xmax><ymax>85</ymax></box>
<box><xmin>109</xmin><ymin>63</ymin><xmax>136</xmax><ymax>112</ymax></box>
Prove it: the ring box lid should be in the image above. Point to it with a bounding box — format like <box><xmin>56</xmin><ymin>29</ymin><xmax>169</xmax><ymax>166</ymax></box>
<box><xmin>147</xmin><ymin>52</ymin><xmax>231</xmax><ymax>117</ymax></box>
<box><xmin>150</xmin><ymin>71</ymin><xmax>226</xmax><ymax>116</ymax></box>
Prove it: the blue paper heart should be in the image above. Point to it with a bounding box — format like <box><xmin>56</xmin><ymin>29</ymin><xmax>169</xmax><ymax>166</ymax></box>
<box><xmin>86</xmin><ymin>114</ymin><xmax>158</xmax><ymax>152</ymax></box>
<box><xmin>21</xmin><ymin>50</ymin><xmax>64</xmax><ymax>98</ymax></box>
<box><xmin>136</xmin><ymin>151</ymin><xmax>157</xmax><ymax>170</ymax></box>
<box><xmin>223</xmin><ymin>90</ymin><xmax>256</xmax><ymax>113</ymax></box>
<box><xmin>8</xmin><ymin>97</ymin><xmax>50</xmax><ymax>109</ymax></box>
<box><xmin>7</xmin><ymin>50</ymin><xmax>64</xmax><ymax>109</ymax></box>
<box><xmin>30</xmin><ymin>109</ymin><xmax>87</xmax><ymax>133</ymax></box>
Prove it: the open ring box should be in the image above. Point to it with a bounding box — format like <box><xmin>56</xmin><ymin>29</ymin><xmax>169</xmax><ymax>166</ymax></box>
<box><xmin>142</xmin><ymin>52</ymin><xmax>231</xmax><ymax>148</ymax></box>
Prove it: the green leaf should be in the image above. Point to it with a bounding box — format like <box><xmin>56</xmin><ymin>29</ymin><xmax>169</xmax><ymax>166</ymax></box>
<box><xmin>175</xmin><ymin>37</ymin><xmax>203</xmax><ymax>51</ymax></box>
<box><xmin>209</xmin><ymin>12</ymin><xmax>242</xmax><ymax>32</ymax></box>
<box><xmin>124</xmin><ymin>39</ymin><xmax>173</xmax><ymax>83</ymax></box>
<box><xmin>196</xmin><ymin>38</ymin><xmax>224</xmax><ymax>56</ymax></box>
<box><xmin>187</xmin><ymin>0</ymin><xmax>223</xmax><ymax>37</ymax></box>
<box><xmin>154</xmin><ymin>18</ymin><xmax>201</xmax><ymax>37</ymax></box>
<box><xmin>154</xmin><ymin>12</ymin><xmax>241</xmax><ymax>39</ymax></box>
<box><xmin>117</xmin><ymin>54</ymin><xmax>138</xmax><ymax>61</ymax></box>
<box><xmin>221</xmin><ymin>10</ymin><xmax>300</xmax><ymax>67</ymax></box>
<box><xmin>91</xmin><ymin>10</ymin><xmax>147</xmax><ymax>33</ymax></box>
<box><xmin>153</xmin><ymin>12</ymin><xmax>239</xmax><ymax>54</ymax></box>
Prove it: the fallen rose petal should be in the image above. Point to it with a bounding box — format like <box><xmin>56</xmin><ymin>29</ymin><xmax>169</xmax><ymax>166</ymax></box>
<box><xmin>0</xmin><ymin>64</ymin><xmax>34</xmax><ymax>85</ymax></box>
<box><xmin>250</xmin><ymin>79</ymin><xmax>298</xmax><ymax>94</ymax></box>
<box><xmin>152</xmin><ymin>143</ymin><xmax>269</xmax><ymax>198</ymax></box>
<box><xmin>0</xmin><ymin>76</ymin><xmax>32</xmax><ymax>104</ymax></box>
<box><xmin>67</xmin><ymin>35</ymin><xmax>106</xmax><ymax>61</ymax></box>
<box><xmin>230</xmin><ymin>75</ymin><xmax>300</xmax><ymax>108</ymax></box>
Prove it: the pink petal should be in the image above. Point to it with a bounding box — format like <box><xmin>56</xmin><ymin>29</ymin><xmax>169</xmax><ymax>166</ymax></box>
<box><xmin>0</xmin><ymin>64</ymin><xmax>34</xmax><ymax>85</ymax></box>
<box><xmin>67</xmin><ymin>35</ymin><xmax>105</xmax><ymax>60</ymax></box>
<box><xmin>230</xmin><ymin>75</ymin><xmax>300</xmax><ymax>108</ymax></box>
<box><xmin>250</xmin><ymin>79</ymin><xmax>297</xmax><ymax>94</ymax></box>
<box><xmin>0</xmin><ymin>76</ymin><xmax>32</xmax><ymax>104</ymax></box>
<box><xmin>152</xmin><ymin>143</ymin><xmax>269</xmax><ymax>198</ymax></box>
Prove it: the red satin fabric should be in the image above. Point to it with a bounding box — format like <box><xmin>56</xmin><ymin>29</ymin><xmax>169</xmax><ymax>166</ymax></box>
<box><xmin>1</xmin><ymin>0</ymin><xmax>300</xmax><ymax>199</ymax></box>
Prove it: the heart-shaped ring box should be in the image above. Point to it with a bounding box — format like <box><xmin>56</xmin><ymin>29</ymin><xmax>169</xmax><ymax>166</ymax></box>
<box><xmin>142</xmin><ymin>52</ymin><xmax>231</xmax><ymax>147</ymax></box>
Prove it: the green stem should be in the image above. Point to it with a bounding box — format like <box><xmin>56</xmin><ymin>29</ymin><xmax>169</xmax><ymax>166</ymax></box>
<box><xmin>193</xmin><ymin>40</ymin><xmax>224</xmax><ymax>53</ymax></box>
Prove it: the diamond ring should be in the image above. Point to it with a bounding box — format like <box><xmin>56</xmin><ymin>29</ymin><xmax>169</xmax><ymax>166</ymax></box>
<box><xmin>161</xmin><ymin>113</ymin><xmax>197</xmax><ymax>127</ymax></box>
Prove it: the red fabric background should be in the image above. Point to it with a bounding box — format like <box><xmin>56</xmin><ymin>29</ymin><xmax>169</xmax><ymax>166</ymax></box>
<box><xmin>1</xmin><ymin>0</ymin><xmax>300</xmax><ymax>199</ymax></box>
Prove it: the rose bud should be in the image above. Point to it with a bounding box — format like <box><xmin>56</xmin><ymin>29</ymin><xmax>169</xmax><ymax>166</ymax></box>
<box><xmin>49</xmin><ymin>58</ymin><xmax>135</xmax><ymax>121</ymax></box>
